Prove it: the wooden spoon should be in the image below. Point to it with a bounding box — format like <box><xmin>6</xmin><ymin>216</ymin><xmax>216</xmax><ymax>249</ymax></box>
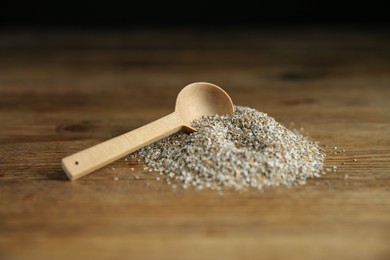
<box><xmin>62</xmin><ymin>82</ymin><xmax>234</xmax><ymax>181</ymax></box>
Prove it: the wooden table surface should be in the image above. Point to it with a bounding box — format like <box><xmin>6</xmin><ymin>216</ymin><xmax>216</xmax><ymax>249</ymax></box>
<box><xmin>0</xmin><ymin>29</ymin><xmax>389</xmax><ymax>260</ymax></box>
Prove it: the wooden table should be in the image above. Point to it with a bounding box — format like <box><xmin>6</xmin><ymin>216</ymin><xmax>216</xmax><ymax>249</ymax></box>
<box><xmin>0</xmin><ymin>29</ymin><xmax>389</xmax><ymax>259</ymax></box>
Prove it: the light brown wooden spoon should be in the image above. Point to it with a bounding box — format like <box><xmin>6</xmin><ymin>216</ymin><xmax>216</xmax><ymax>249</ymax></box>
<box><xmin>62</xmin><ymin>82</ymin><xmax>234</xmax><ymax>181</ymax></box>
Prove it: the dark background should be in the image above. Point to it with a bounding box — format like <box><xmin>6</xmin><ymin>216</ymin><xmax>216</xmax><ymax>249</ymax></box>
<box><xmin>0</xmin><ymin>1</ymin><xmax>388</xmax><ymax>29</ymax></box>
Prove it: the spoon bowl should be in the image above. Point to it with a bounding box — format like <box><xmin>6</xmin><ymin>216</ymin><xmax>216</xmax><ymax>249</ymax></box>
<box><xmin>176</xmin><ymin>82</ymin><xmax>234</xmax><ymax>131</ymax></box>
<box><xmin>175</xmin><ymin>82</ymin><xmax>234</xmax><ymax>126</ymax></box>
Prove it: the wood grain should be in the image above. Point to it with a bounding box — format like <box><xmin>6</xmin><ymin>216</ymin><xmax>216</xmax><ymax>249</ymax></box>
<box><xmin>0</xmin><ymin>29</ymin><xmax>389</xmax><ymax>260</ymax></box>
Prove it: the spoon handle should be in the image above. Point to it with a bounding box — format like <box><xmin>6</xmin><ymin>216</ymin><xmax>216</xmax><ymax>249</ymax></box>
<box><xmin>62</xmin><ymin>112</ymin><xmax>185</xmax><ymax>181</ymax></box>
